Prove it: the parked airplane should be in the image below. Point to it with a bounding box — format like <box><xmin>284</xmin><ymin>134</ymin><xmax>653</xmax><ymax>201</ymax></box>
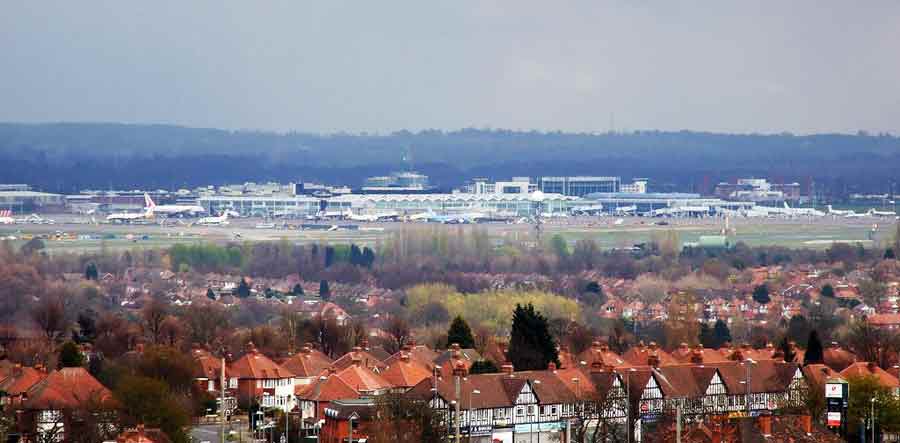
<box><xmin>107</xmin><ymin>207</ymin><xmax>153</xmax><ymax>223</ymax></box>
<box><xmin>826</xmin><ymin>205</ymin><xmax>855</xmax><ymax>216</ymax></box>
<box><xmin>343</xmin><ymin>209</ymin><xmax>400</xmax><ymax>222</ymax></box>
<box><xmin>868</xmin><ymin>208</ymin><xmax>898</xmax><ymax>217</ymax></box>
<box><xmin>144</xmin><ymin>193</ymin><xmax>205</xmax><ymax>217</ymax></box>
<box><xmin>194</xmin><ymin>212</ymin><xmax>229</xmax><ymax>226</ymax></box>
<box><xmin>613</xmin><ymin>205</ymin><xmax>637</xmax><ymax>215</ymax></box>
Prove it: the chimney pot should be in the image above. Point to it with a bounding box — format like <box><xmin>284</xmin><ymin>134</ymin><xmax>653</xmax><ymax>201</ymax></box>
<box><xmin>501</xmin><ymin>362</ymin><xmax>514</xmax><ymax>375</ymax></box>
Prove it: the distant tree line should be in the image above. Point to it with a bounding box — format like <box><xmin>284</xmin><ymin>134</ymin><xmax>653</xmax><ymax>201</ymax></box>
<box><xmin>2</xmin><ymin>123</ymin><xmax>899</xmax><ymax>196</ymax></box>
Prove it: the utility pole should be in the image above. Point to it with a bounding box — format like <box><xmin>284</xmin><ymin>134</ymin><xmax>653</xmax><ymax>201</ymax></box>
<box><xmin>221</xmin><ymin>356</ymin><xmax>226</xmax><ymax>443</ymax></box>
<box><xmin>676</xmin><ymin>403</ymin><xmax>681</xmax><ymax>443</ymax></box>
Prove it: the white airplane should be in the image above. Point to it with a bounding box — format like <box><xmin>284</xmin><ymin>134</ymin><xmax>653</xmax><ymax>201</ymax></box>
<box><xmin>144</xmin><ymin>193</ymin><xmax>205</xmax><ymax>217</ymax></box>
<box><xmin>343</xmin><ymin>209</ymin><xmax>399</xmax><ymax>222</ymax></box>
<box><xmin>614</xmin><ymin>205</ymin><xmax>637</xmax><ymax>215</ymax></box>
<box><xmin>311</xmin><ymin>209</ymin><xmax>346</xmax><ymax>220</ymax></box>
<box><xmin>613</xmin><ymin>218</ymin><xmax>625</xmax><ymax>225</ymax></box>
<box><xmin>407</xmin><ymin>209</ymin><xmax>437</xmax><ymax>222</ymax></box>
<box><xmin>540</xmin><ymin>212</ymin><xmax>570</xmax><ymax>218</ymax></box>
<box><xmin>0</xmin><ymin>210</ymin><xmax>14</xmax><ymax>224</ymax></box>
<box><xmin>826</xmin><ymin>205</ymin><xmax>854</xmax><ymax>216</ymax></box>
<box><xmin>785</xmin><ymin>202</ymin><xmax>824</xmax><ymax>217</ymax></box>
<box><xmin>107</xmin><ymin>207</ymin><xmax>153</xmax><ymax>223</ymax></box>
<box><xmin>868</xmin><ymin>208</ymin><xmax>898</xmax><ymax>217</ymax></box>
<box><xmin>194</xmin><ymin>212</ymin><xmax>229</xmax><ymax>226</ymax></box>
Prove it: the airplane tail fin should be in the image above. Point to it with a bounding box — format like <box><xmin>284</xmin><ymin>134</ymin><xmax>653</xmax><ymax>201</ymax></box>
<box><xmin>144</xmin><ymin>193</ymin><xmax>156</xmax><ymax>209</ymax></box>
<box><xmin>783</xmin><ymin>202</ymin><xmax>790</xmax><ymax>209</ymax></box>
<box><xmin>827</xmin><ymin>205</ymin><xmax>833</xmax><ymax>212</ymax></box>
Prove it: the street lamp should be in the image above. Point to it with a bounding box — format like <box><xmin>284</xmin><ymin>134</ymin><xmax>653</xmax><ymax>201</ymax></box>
<box><xmin>871</xmin><ymin>397</ymin><xmax>877</xmax><ymax>443</ymax></box>
<box><xmin>624</xmin><ymin>367</ymin><xmax>637</xmax><ymax>443</ymax></box>
<box><xmin>742</xmin><ymin>359</ymin><xmax>757</xmax><ymax>415</ymax></box>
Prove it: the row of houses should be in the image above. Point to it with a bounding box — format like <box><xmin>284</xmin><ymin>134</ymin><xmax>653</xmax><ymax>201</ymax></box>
<box><xmin>189</xmin><ymin>339</ymin><xmax>885</xmax><ymax>443</ymax></box>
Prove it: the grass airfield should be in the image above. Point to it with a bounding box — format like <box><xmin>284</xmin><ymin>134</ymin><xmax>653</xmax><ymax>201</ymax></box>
<box><xmin>0</xmin><ymin>214</ymin><xmax>894</xmax><ymax>254</ymax></box>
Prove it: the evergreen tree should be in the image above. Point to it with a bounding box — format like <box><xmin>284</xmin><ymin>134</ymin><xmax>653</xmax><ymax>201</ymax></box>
<box><xmin>324</xmin><ymin>246</ymin><xmax>335</xmax><ymax>268</ymax></box>
<box><xmin>507</xmin><ymin>304</ymin><xmax>559</xmax><ymax>371</ymax></box>
<box><xmin>362</xmin><ymin>247</ymin><xmax>376</xmax><ymax>268</ymax></box>
<box><xmin>292</xmin><ymin>283</ymin><xmax>304</xmax><ymax>295</ymax></box>
<box><xmin>469</xmin><ymin>360</ymin><xmax>499</xmax><ymax>374</ymax></box>
<box><xmin>350</xmin><ymin>244</ymin><xmax>362</xmax><ymax>266</ymax></box>
<box><xmin>237</xmin><ymin>277</ymin><xmax>251</xmax><ymax>298</ymax></box>
<box><xmin>446</xmin><ymin>316</ymin><xmax>476</xmax><ymax>349</ymax></box>
<box><xmin>820</xmin><ymin>284</ymin><xmax>835</xmax><ymax>298</ymax></box>
<box><xmin>752</xmin><ymin>284</ymin><xmax>771</xmax><ymax>304</ymax></box>
<box><xmin>698</xmin><ymin>322</ymin><xmax>715</xmax><ymax>348</ymax></box>
<box><xmin>779</xmin><ymin>337</ymin><xmax>796</xmax><ymax>363</ymax></box>
<box><xmin>58</xmin><ymin>341</ymin><xmax>84</xmax><ymax>368</ymax></box>
<box><xmin>84</xmin><ymin>262</ymin><xmax>99</xmax><ymax>280</ymax></box>
<box><xmin>786</xmin><ymin>315</ymin><xmax>811</xmax><ymax>344</ymax></box>
<box><xmin>319</xmin><ymin>280</ymin><xmax>331</xmax><ymax>300</ymax></box>
<box><xmin>803</xmin><ymin>330</ymin><xmax>824</xmax><ymax>365</ymax></box>
<box><xmin>712</xmin><ymin>319</ymin><xmax>732</xmax><ymax>349</ymax></box>
<box><xmin>206</xmin><ymin>288</ymin><xmax>217</xmax><ymax>300</ymax></box>
<box><xmin>885</xmin><ymin>248</ymin><xmax>896</xmax><ymax>260</ymax></box>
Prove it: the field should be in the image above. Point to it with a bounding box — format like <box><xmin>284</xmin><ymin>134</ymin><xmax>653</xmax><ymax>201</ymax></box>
<box><xmin>0</xmin><ymin>215</ymin><xmax>895</xmax><ymax>254</ymax></box>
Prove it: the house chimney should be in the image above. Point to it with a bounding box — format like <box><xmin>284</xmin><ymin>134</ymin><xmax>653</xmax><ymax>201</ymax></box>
<box><xmin>450</xmin><ymin>343</ymin><xmax>461</xmax><ymax>359</ymax></box>
<box><xmin>136</xmin><ymin>343</ymin><xmax>145</xmax><ymax>353</ymax></box>
<box><xmin>351</xmin><ymin>353</ymin><xmax>362</xmax><ymax>367</ymax></box>
<box><xmin>352</xmin><ymin>346</ymin><xmax>363</xmax><ymax>353</ymax></box>
<box><xmin>648</xmin><ymin>341</ymin><xmax>658</xmax><ymax>352</ymax></box>
<box><xmin>301</xmin><ymin>344</ymin><xmax>312</xmax><ymax>355</ymax></box>
<box><xmin>648</xmin><ymin>352</ymin><xmax>661</xmax><ymax>368</ymax></box>
<box><xmin>400</xmin><ymin>352</ymin><xmax>410</xmax><ymax>363</ymax></box>
<box><xmin>452</xmin><ymin>361</ymin><xmax>468</xmax><ymax>378</ymax></box>
<box><xmin>691</xmin><ymin>348</ymin><xmax>704</xmax><ymax>364</ymax></box>
<box><xmin>360</xmin><ymin>338</ymin><xmax>369</xmax><ymax>350</ymax></box>
<box><xmin>246</xmin><ymin>341</ymin><xmax>257</xmax><ymax>353</ymax></box>
<box><xmin>501</xmin><ymin>362</ymin><xmax>514</xmax><ymax>376</ymax></box>
<box><xmin>758</xmin><ymin>415</ymin><xmax>772</xmax><ymax>436</ymax></box>
<box><xmin>679</xmin><ymin>342</ymin><xmax>690</xmax><ymax>353</ymax></box>
<box><xmin>600</xmin><ymin>344</ymin><xmax>609</xmax><ymax>353</ymax></box>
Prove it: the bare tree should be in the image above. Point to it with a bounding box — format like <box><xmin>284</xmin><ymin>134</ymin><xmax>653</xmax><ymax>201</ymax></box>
<box><xmin>141</xmin><ymin>298</ymin><xmax>168</xmax><ymax>345</ymax></box>
<box><xmin>32</xmin><ymin>295</ymin><xmax>68</xmax><ymax>345</ymax></box>
<box><xmin>384</xmin><ymin>316</ymin><xmax>410</xmax><ymax>354</ymax></box>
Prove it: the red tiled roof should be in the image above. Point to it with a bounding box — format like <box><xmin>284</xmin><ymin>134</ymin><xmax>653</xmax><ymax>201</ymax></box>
<box><xmin>280</xmin><ymin>347</ymin><xmax>333</xmax><ymax>378</ymax></box>
<box><xmin>295</xmin><ymin>375</ymin><xmax>359</xmax><ymax>402</ymax></box>
<box><xmin>380</xmin><ymin>354</ymin><xmax>432</xmax><ymax>389</ymax></box>
<box><xmin>332</xmin><ymin>348</ymin><xmax>387</xmax><ymax>372</ymax></box>
<box><xmin>229</xmin><ymin>345</ymin><xmax>293</xmax><ymax>379</ymax></box>
<box><xmin>336</xmin><ymin>363</ymin><xmax>392</xmax><ymax>393</ymax></box>
<box><xmin>840</xmin><ymin>362</ymin><xmax>900</xmax><ymax>389</ymax></box>
<box><xmin>24</xmin><ymin>367</ymin><xmax>114</xmax><ymax>410</ymax></box>
<box><xmin>0</xmin><ymin>366</ymin><xmax>46</xmax><ymax>396</ymax></box>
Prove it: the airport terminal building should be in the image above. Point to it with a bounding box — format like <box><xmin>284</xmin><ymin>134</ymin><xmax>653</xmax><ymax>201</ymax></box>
<box><xmin>198</xmin><ymin>192</ymin><xmax>583</xmax><ymax>218</ymax></box>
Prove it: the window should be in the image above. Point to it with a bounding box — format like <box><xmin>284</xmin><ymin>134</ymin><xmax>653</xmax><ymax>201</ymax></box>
<box><xmin>551</xmin><ymin>406</ymin><xmax>557</xmax><ymax>415</ymax></box>
<box><xmin>527</xmin><ymin>405</ymin><xmax>535</xmax><ymax>415</ymax></box>
<box><xmin>516</xmin><ymin>407</ymin><xmax>524</xmax><ymax>417</ymax></box>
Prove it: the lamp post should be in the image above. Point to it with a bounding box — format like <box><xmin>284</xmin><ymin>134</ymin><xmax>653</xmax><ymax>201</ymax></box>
<box><xmin>871</xmin><ymin>397</ymin><xmax>877</xmax><ymax>443</ymax></box>
<box><xmin>742</xmin><ymin>359</ymin><xmax>756</xmax><ymax>415</ymax></box>
<box><xmin>626</xmin><ymin>367</ymin><xmax>636</xmax><ymax>443</ymax></box>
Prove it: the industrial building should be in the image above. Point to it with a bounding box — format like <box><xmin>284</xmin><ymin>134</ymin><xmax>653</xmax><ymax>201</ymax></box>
<box><xmin>198</xmin><ymin>192</ymin><xmax>582</xmax><ymax>218</ymax></box>
<box><xmin>0</xmin><ymin>189</ymin><xmax>65</xmax><ymax>212</ymax></box>
<box><xmin>360</xmin><ymin>171</ymin><xmax>435</xmax><ymax>194</ymax></box>
<box><xmin>539</xmin><ymin>176</ymin><xmax>620</xmax><ymax>197</ymax></box>
<box><xmin>587</xmin><ymin>192</ymin><xmax>754</xmax><ymax>215</ymax></box>
<box><xmin>714</xmin><ymin>178</ymin><xmax>801</xmax><ymax>203</ymax></box>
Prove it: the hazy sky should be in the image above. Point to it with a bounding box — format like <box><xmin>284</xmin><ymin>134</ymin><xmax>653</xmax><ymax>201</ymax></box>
<box><xmin>2</xmin><ymin>1</ymin><xmax>899</xmax><ymax>134</ymax></box>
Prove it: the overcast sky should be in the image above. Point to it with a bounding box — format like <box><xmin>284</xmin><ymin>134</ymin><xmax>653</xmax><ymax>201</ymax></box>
<box><xmin>2</xmin><ymin>1</ymin><xmax>899</xmax><ymax>134</ymax></box>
